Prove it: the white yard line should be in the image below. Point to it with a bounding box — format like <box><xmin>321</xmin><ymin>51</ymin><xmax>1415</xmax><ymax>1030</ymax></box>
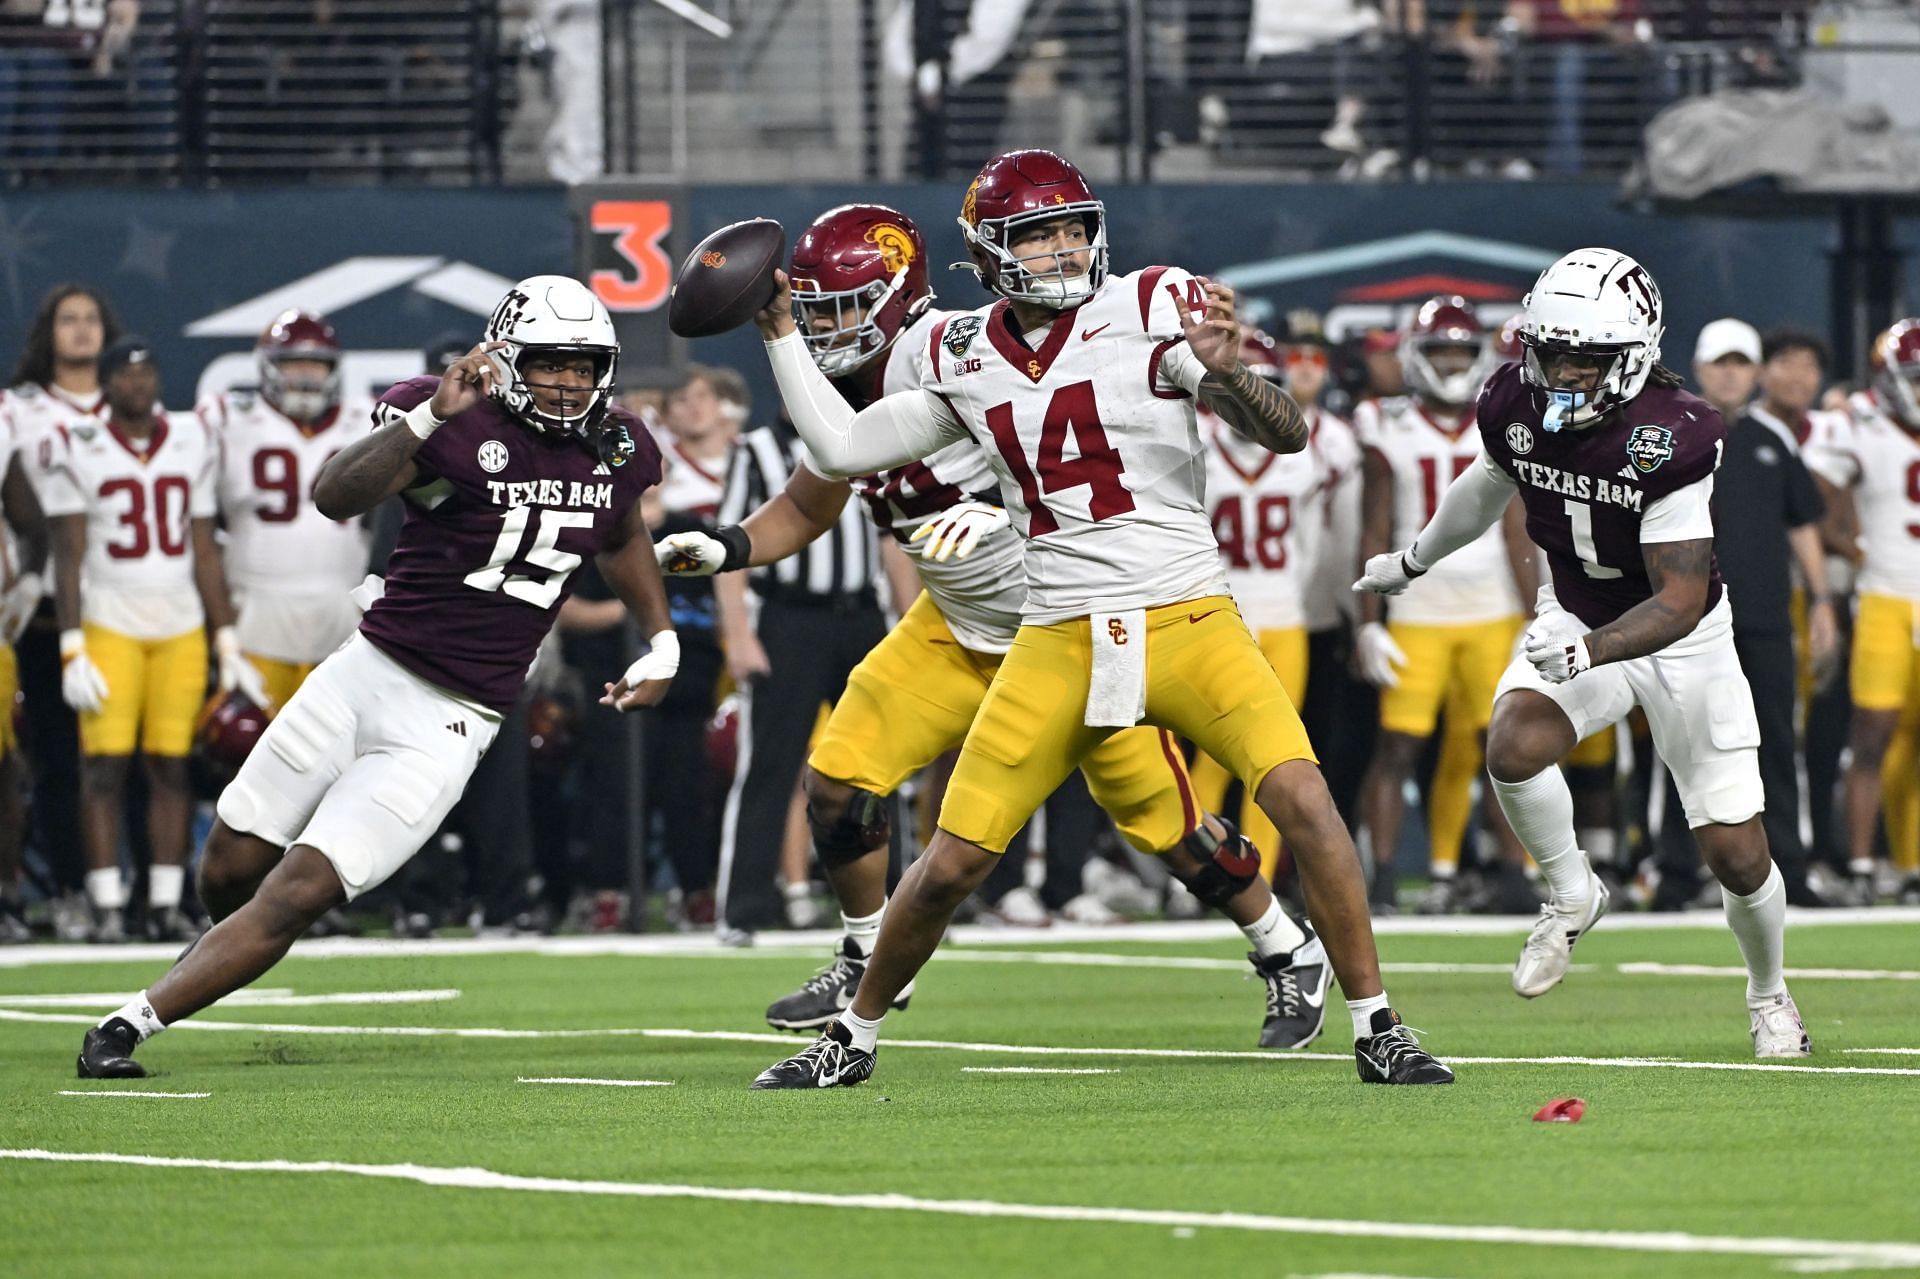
<box><xmin>1619</xmin><ymin>964</ymin><xmax>1920</xmax><ymax>982</ymax></box>
<box><xmin>0</xmin><ymin>989</ymin><xmax>459</xmax><ymax>1009</ymax></box>
<box><xmin>1</xmin><ymin>1148</ymin><xmax>1916</xmax><ymax>1271</ymax></box>
<box><xmin>0</xmin><ymin>907</ymin><xmax>1912</xmax><ymax>968</ymax></box>
<box><xmin>0</xmin><ymin>988</ymin><xmax>291</xmax><ymax>1007</ymax></box>
<box><xmin>961</xmin><ymin>1067</ymin><xmax>1118</xmax><ymax>1075</ymax></box>
<box><xmin>516</xmin><ymin>1077</ymin><xmax>674</xmax><ymax>1088</ymax></box>
<box><xmin>1840</xmin><ymin>1048</ymin><xmax>1920</xmax><ymax>1056</ymax></box>
<box><xmin>56</xmin><ymin>1091</ymin><xmax>208</xmax><ymax>1099</ymax></box>
<box><xmin>3</xmin><ymin>1009</ymin><xmax>1916</xmax><ymax>1077</ymax></box>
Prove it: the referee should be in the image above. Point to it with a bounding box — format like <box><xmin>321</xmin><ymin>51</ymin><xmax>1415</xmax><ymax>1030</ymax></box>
<box><xmin>713</xmin><ymin>415</ymin><xmax>885</xmax><ymax>940</ymax></box>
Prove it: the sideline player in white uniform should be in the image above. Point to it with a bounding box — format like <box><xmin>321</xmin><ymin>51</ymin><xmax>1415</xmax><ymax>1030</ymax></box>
<box><xmin>745</xmin><ymin>151</ymin><xmax>1452</xmax><ymax>1089</ymax></box>
<box><xmin>662</xmin><ymin>203</ymin><xmax>1327</xmax><ymax>1049</ymax></box>
<box><xmin>1191</xmin><ymin>327</ymin><xmax>1355</xmax><ymax>877</ymax></box>
<box><xmin>203</xmin><ymin>309</ymin><xmax>372</xmax><ymax>710</ymax></box>
<box><xmin>0</xmin><ymin>404</ymin><xmax>47</xmax><ymax>942</ymax></box>
<box><xmin>40</xmin><ymin>338</ymin><xmax>252</xmax><ymax>943</ymax></box>
<box><xmin>1352</xmin><ymin>298</ymin><xmax>1534</xmax><ymax>911</ymax></box>
<box><xmin>1359</xmin><ymin>248</ymin><xmax>1808</xmax><ymax>1058</ymax></box>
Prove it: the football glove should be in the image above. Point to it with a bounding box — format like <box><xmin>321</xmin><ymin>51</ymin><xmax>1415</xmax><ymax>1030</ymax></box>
<box><xmin>59</xmin><ymin>628</ymin><xmax>109</xmax><ymax>714</ymax></box>
<box><xmin>1523</xmin><ymin>613</ymin><xmax>1591</xmax><ymax>684</ymax></box>
<box><xmin>1354</xmin><ymin>621</ymin><xmax>1410</xmax><ymax>689</ymax></box>
<box><xmin>908</xmin><ymin>501</ymin><xmax>1008</xmax><ymax>563</ymax></box>
<box><xmin>1353</xmin><ymin>546</ymin><xmax>1428</xmax><ymax>596</ymax></box>
<box><xmin>0</xmin><ymin>570</ymin><xmax>40</xmax><ymax>644</ymax></box>
<box><xmin>656</xmin><ymin>525</ymin><xmax>751</xmax><ymax>576</ymax></box>
<box><xmin>214</xmin><ymin>625</ymin><xmax>273</xmax><ymax>710</ymax></box>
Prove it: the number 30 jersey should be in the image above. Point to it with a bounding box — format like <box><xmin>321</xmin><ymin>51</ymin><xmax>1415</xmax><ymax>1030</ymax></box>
<box><xmin>1353</xmin><ymin>396</ymin><xmax>1520</xmax><ymax>625</ymax></box>
<box><xmin>37</xmin><ymin>412</ymin><xmax>218</xmax><ymax>639</ymax></box>
<box><xmin>917</xmin><ymin>266</ymin><xmax>1230</xmax><ymax>624</ymax></box>
<box><xmin>359</xmin><ymin>377</ymin><xmax>661</xmax><ymax>713</ymax></box>
<box><xmin>201</xmin><ymin>389</ymin><xmax>376</xmax><ymax>664</ymax></box>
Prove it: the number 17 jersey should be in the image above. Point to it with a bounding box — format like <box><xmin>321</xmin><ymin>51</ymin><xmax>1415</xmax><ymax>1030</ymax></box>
<box><xmin>919</xmin><ymin>266</ymin><xmax>1228</xmax><ymax>624</ymax></box>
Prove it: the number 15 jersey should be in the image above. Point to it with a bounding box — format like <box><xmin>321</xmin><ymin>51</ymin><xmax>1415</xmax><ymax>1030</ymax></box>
<box><xmin>918</xmin><ymin>266</ymin><xmax>1229</xmax><ymax>624</ymax></box>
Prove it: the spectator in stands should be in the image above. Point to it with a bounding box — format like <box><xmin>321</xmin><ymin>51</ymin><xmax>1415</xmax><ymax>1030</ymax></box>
<box><xmin>885</xmin><ymin>0</ymin><xmax>1031</xmax><ymax>178</ymax></box>
<box><xmin>1506</xmin><ymin>0</ymin><xmax>1648</xmax><ymax>175</ymax></box>
<box><xmin>0</xmin><ymin>0</ymin><xmax>104</xmax><ymax>178</ymax></box>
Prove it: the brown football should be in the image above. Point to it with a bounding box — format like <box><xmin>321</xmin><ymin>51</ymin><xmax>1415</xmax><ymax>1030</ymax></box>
<box><xmin>667</xmin><ymin>218</ymin><xmax>786</xmax><ymax>338</ymax></box>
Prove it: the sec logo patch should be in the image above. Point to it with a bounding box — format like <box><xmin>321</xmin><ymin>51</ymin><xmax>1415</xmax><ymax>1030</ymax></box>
<box><xmin>477</xmin><ymin>439</ymin><xmax>510</xmax><ymax>474</ymax></box>
<box><xmin>1506</xmin><ymin>422</ymin><xmax>1534</xmax><ymax>455</ymax></box>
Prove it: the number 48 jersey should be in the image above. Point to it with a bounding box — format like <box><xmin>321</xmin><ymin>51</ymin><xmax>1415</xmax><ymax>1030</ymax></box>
<box><xmin>919</xmin><ymin>266</ymin><xmax>1230</xmax><ymax>623</ymax></box>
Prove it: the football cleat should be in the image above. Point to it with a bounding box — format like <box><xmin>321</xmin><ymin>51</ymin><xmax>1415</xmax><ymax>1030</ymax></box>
<box><xmin>1252</xmin><ymin>931</ymin><xmax>1330</xmax><ymax>1050</ymax></box>
<box><xmin>750</xmin><ymin>1019</ymin><xmax>875</xmax><ymax>1090</ymax></box>
<box><xmin>145</xmin><ymin>906</ymin><xmax>203</xmax><ymax>944</ymax></box>
<box><xmin>1513</xmin><ymin>871</ymin><xmax>1609</xmax><ymax>998</ymax></box>
<box><xmin>1354</xmin><ymin>1009</ymin><xmax>1455</xmax><ymax>1085</ymax></box>
<box><xmin>76</xmin><ymin>1018</ymin><xmax>147</xmax><ymax>1079</ymax></box>
<box><xmin>765</xmin><ymin>937</ymin><xmax>912</xmax><ymax>1032</ymax></box>
<box><xmin>1749</xmin><ymin>992</ymin><xmax>1812</xmax><ymax>1059</ymax></box>
<box><xmin>88</xmin><ymin>907</ymin><xmax>126</xmax><ymax>945</ymax></box>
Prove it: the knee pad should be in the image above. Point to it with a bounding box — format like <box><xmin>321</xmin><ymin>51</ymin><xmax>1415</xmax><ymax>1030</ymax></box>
<box><xmin>807</xmin><ymin>786</ymin><xmax>890</xmax><ymax>867</ymax></box>
<box><xmin>1183</xmin><ymin>815</ymin><xmax>1262</xmax><ymax>909</ymax></box>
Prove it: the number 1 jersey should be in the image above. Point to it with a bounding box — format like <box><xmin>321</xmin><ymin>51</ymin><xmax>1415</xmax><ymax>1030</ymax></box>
<box><xmin>917</xmin><ymin>266</ymin><xmax>1229</xmax><ymax>624</ymax></box>
<box><xmin>358</xmin><ymin>377</ymin><xmax>661</xmax><ymax>714</ymax></box>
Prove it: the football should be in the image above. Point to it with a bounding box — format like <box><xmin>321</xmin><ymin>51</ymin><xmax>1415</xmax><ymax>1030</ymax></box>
<box><xmin>667</xmin><ymin>218</ymin><xmax>786</xmax><ymax>338</ymax></box>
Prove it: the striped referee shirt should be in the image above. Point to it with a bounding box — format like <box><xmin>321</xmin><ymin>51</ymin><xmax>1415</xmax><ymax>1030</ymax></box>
<box><xmin>718</xmin><ymin>420</ymin><xmax>878</xmax><ymax>601</ymax></box>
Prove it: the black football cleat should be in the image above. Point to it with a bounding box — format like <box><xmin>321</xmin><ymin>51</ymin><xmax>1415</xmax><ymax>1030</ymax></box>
<box><xmin>765</xmin><ymin>937</ymin><xmax>912</xmax><ymax>1031</ymax></box>
<box><xmin>1354</xmin><ymin>1009</ymin><xmax>1454</xmax><ymax>1085</ymax></box>
<box><xmin>750</xmin><ymin>1019</ymin><xmax>875</xmax><ymax>1090</ymax></box>
<box><xmin>1251</xmin><ymin>930</ymin><xmax>1330</xmax><ymax>1050</ymax></box>
<box><xmin>77</xmin><ymin>1018</ymin><xmax>148</xmax><ymax>1079</ymax></box>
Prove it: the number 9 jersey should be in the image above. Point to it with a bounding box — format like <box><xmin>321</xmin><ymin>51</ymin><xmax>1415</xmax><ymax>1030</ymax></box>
<box><xmin>201</xmin><ymin>388</ymin><xmax>376</xmax><ymax>666</ymax></box>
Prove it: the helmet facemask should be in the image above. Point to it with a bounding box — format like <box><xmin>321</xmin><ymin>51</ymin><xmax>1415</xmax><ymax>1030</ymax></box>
<box><xmin>488</xmin><ymin>342</ymin><xmax>619</xmax><ymax>446</ymax></box>
<box><xmin>1522</xmin><ymin>337</ymin><xmax>1642</xmax><ymax>432</ymax></box>
<box><xmin>792</xmin><ymin>269</ymin><xmax>913</xmax><ymax>377</ymax></box>
<box><xmin>1404</xmin><ymin>337</ymin><xmax>1494</xmax><ymax>407</ymax></box>
<box><xmin>961</xmin><ymin>205</ymin><xmax>1109</xmax><ymax>310</ymax></box>
<box><xmin>259</xmin><ymin>352</ymin><xmax>341</xmax><ymax>424</ymax></box>
<box><xmin>1875</xmin><ymin>346</ymin><xmax>1920</xmax><ymax>431</ymax></box>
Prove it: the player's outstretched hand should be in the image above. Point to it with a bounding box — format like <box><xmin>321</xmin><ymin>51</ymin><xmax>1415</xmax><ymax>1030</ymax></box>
<box><xmin>1179</xmin><ymin>277</ymin><xmax>1242</xmax><ymax>376</ymax></box>
<box><xmin>1523</xmin><ymin>613</ymin><xmax>1591</xmax><ymax>684</ymax></box>
<box><xmin>753</xmin><ymin>269</ymin><xmax>797</xmax><ymax>341</ymax></box>
<box><xmin>1353</xmin><ymin>548</ymin><xmax>1425</xmax><ymax>596</ymax></box>
<box><xmin>656</xmin><ymin>531</ymin><xmax>727</xmax><ymax>576</ymax></box>
<box><xmin>908</xmin><ymin>502</ymin><xmax>1008</xmax><ymax>562</ymax></box>
<box><xmin>429</xmin><ymin>340</ymin><xmax>509</xmax><ymax>420</ymax></box>
<box><xmin>603</xmin><ymin>630</ymin><xmax>680</xmax><ymax>712</ymax></box>
<box><xmin>1354</xmin><ymin>621</ymin><xmax>1409</xmax><ymax>689</ymax></box>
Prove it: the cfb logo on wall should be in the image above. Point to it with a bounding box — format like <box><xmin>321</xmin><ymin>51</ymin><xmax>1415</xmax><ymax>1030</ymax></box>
<box><xmin>1213</xmin><ymin>231</ymin><xmax>1561</xmax><ymax>339</ymax></box>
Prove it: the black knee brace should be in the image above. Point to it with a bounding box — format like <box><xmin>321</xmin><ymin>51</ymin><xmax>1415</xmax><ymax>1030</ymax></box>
<box><xmin>808</xmin><ymin>786</ymin><xmax>891</xmax><ymax>867</ymax></box>
<box><xmin>1183</xmin><ymin>815</ymin><xmax>1262</xmax><ymax>909</ymax></box>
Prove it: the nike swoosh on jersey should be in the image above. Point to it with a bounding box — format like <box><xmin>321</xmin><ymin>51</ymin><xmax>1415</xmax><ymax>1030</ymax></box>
<box><xmin>1081</xmin><ymin>323</ymin><xmax>1111</xmax><ymax>341</ymax></box>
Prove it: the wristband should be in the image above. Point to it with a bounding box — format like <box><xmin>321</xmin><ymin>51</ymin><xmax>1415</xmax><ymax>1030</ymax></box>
<box><xmin>403</xmin><ymin>399</ymin><xmax>445</xmax><ymax>441</ymax></box>
<box><xmin>713</xmin><ymin>524</ymin><xmax>752</xmax><ymax>573</ymax></box>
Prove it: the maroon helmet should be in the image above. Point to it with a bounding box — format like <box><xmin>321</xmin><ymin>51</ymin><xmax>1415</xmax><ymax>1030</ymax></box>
<box><xmin>1400</xmin><ymin>295</ymin><xmax>1495</xmax><ymax>406</ymax></box>
<box><xmin>195</xmin><ymin>691</ymin><xmax>269</xmax><ymax>787</ymax></box>
<box><xmin>255</xmin><ymin>309</ymin><xmax>342</xmax><ymax>424</ymax></box>
<box><xmin>788</xmin><ymin>204</ymin><xmax>934</xmax><ymax>378</ymax></box>
<box><xmin>957</xmin><ymin>149</ymin><xmax>1108</xmax><ymax>309</ymax></box>
<box><xmin>1871</xmin><ymin>318</ymin><xmax>1920</xmax><ymax>430</ymax></box>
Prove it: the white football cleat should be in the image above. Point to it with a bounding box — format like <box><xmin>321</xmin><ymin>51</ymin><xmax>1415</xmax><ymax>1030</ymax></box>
<box><xmin>1749</xmin><ymin>992</ymin><xmax>1812</xmax><ymax>1059</ymax></box>
<box><xmin>1513</xmin><ymin>870</ymin><xmax>1609</xmax><ymax>999</ymax></box>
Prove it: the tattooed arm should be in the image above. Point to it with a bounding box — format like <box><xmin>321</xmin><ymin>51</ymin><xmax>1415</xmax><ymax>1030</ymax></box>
<box><xmin>1198</xmin><ymin>365</ymin><xmax>1311</xmax><ymax>455</ymax></box>
<box><xmin>1581</xmin><ymin>537</ymin><xmax>1711</xmax><ymax>666</ymax></box>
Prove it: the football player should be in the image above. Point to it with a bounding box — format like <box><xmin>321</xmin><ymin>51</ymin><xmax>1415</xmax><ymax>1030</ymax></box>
<box><xmin>746</xmin><ymin>152</ymin><xmax>1452</xmax><ymax>1088</ymax></box>
<box><xmin>1812</xmin><ymin>319</ymin><xmax>1920</xmax><ymax>905</ymax></box>
<box><xmin>661</xmin><ymin>203</ymin><xmax>1328</xmax><ymax>1049</ymax></box>
<box><xmin>201</xmin><ymin>309</ymin><xmax>373</xmax><ymax>712</ymax></box>
<box><xmin>0</xmin><ymin>403</ymin><xmax>47</xmax><ymax>942</ymax></box>
<box><xmin>1352</xmin><ymin>297</ymin><xmax>1536</xmax><ymax>912</ymax></box>
<box><xmin>40</xmin><ymin>338</ymin><xmax>244</xmax><ymax>942</ymax></box>
<box><xmin>1190</xmin><ymin>326</ymin><xmax>1359</xmax><ymax>881</ymax></box>
<box><xmin>1358</xmin><ymin>248</ymin><xmax>1810</xmax><ymax>1058</ymax></box>
<box><xmin>76</xmin><ymin>277</ymin><xmax>679</xmax><ymax>1078</ymax></box>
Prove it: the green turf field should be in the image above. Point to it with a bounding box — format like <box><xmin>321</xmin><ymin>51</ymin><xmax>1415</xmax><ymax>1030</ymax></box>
<box><xmin>3</xmin><ymin>915</ymin><xmax>1918</xmax><ymax>1277</ymax></box>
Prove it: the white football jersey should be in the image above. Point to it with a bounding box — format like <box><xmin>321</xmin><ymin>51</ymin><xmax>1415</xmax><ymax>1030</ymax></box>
<box><xmin>917</xmin><ymin>267</ymin><xmax>1229</xmax><ymax>623</ymax></box>
<box><xmin>38</xmin><ymin>411</ymin><xmax>218</xmax><ymax>639</ymax></box>
<box><xmin>1797</xmin><ymin>404</ymin><xmax>1856</xmax><ymax>491</ymax></box>
<box><xmin>1353</xmin><ymin>395</ymin><xmax>1521</xmax><ymax>625</ymax></box>
<box><xmin>1822</xmin><ymin>393</ymin><xmax>1920</xmax><ymax>601</ymax></box>
<box><xmin>1202</xmin><ymin>406</ymin><xmax>1354</xmax><ymax>632</ymax></box>
<box><xmin>3</xmin><ymin>382</ymin><xmax>107</xmax><ymax>600</ymax></box>
<box><xmin>843</xmin><ymin>309</ymin><xmax>1028</xmax><ymax>653</ymax></box>
<box><xmin>202</xmin><ymin>390</ymin><xmax>373</xmax><ymax>664</ymax></box>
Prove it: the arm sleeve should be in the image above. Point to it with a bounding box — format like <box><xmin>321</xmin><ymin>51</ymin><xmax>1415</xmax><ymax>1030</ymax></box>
<box><xmin>1408</xmin><ymin>450</ymin><xmax>1516</xmax><ymax>567</ymax></box>
<box><xmin>1640</xmin><ymin>473</ymin><xmax>1716</xmax><ymax>543</ymax></box>
<box><xmin>1156</xmin><ymin>340</ymin><xmax>1208</xmax><ymax>398</ymax></box>
<box><xmin>766</xmin><ymin>332</ymin><xmax>965</xmax><ymax>479</ymax></box>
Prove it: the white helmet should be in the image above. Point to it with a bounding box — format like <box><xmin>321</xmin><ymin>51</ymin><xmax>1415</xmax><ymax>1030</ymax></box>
<box><xmin>1517</xmin><ymin>247</ymin><xmax>1665</xmax><ymax>432</ymax></box>
<box><xmin>483</xmin><ymin>275</ymin><xmax>621</xmax><ymax>445</ymax></box>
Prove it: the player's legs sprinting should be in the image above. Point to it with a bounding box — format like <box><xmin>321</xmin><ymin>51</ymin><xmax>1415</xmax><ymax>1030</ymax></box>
<box><xmin>1693</xmin><ymin>816</ymin><xmax>1807</xmax><ymax>1057</ymax></box>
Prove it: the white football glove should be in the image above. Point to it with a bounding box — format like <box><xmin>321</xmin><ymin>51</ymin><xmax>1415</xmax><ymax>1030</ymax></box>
<box><xmin>214</xmin><ymin>625</ymin><xmax>273</xmax><ymax>709</ymax></box>
<box><xmin>0</xmin><ymin>570</ymin><xmax>40</xmax><ymax>643</ymax></box>
<box><xmin>59</xmin><ymin>628</ymin><xmax>109</xmax><ymax>714</ymax></box>
<box><xmin>655</xmin><ymin>531</ymin><xmax>727</xmax><ymax>577</ymax></box>
<box><xmin>1353</xmin><ymin>546</ymin><xmax>1429</xmax><ymax>596</ymax></box>
<box><xmin>605</xmin><ymin>629</ymin><xmax>680</xmax><ymax>712</ymax></box>
<box><xmin>1523</xmin><ymin>613</ymin><xmax>1592</xmax><ymax>684</ymax></box>
<box><xmin>1354</xmin><ymin>621</ymin><xmax>1410</xmax><ymax>689</ymax></box>
<box><xmin>908</xmin><ymin>501</ymin><xmax>1009</xmax><ymax>563</ymax></box>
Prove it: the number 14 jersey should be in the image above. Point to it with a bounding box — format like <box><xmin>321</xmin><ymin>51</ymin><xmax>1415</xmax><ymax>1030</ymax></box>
<box><xmin>918</xmin><ymin>266</ymin><xmax>1230</xmax><ymax>624</ymax></box>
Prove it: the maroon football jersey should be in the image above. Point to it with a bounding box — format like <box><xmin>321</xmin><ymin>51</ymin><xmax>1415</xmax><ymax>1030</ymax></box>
<box><xmin>357</xmin><ymin>377</ymin><xmax>661</xmax><ymax>712</ymax></box>
<box><xmin>1477</xmin><ymin>362</ymin><xmax>1725</xmax><ymax>628</ymax></box>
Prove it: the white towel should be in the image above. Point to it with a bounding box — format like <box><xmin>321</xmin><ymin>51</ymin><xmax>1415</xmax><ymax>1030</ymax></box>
<box><xmin>1085</xmin><ymin>608</ymin><xmax>1147</xmax><ymax>727</ymax></box>
<box><xmin>348</xmin><ymin>574</ymin><xmax>386</xmax><ymax>614</ymax></box>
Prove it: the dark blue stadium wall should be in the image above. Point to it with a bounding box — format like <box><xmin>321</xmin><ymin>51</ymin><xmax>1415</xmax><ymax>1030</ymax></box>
<box><xmin>0</xmin><ymin>184</ymin><xmax>1900</xmax><ymax>413</ymax></box>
